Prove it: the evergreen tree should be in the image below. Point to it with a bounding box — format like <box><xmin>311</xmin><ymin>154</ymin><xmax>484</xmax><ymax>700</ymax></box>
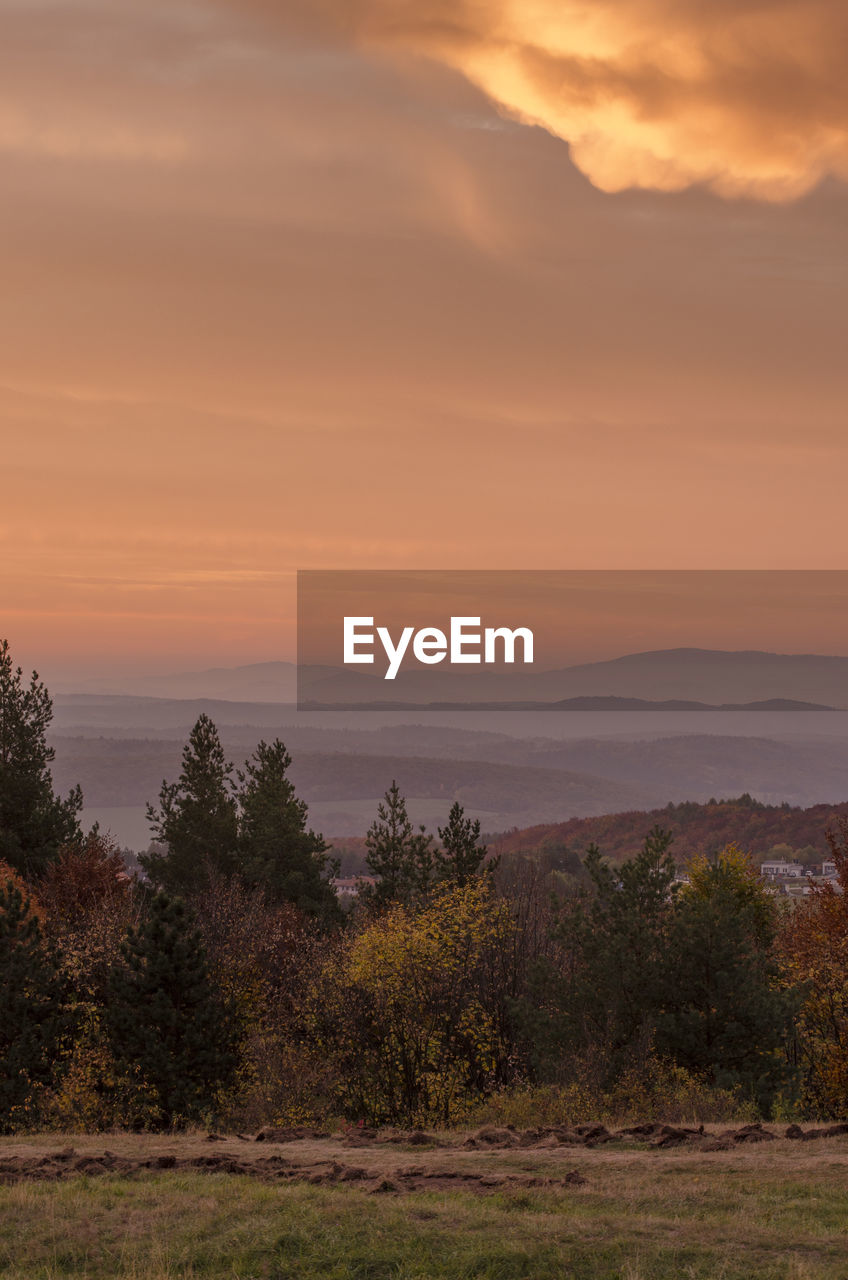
<box><xmin>0</xmin><ymin>879</ymin><xmax>64</xmax><ymax>1130</ymax></box>
<box><xmin>107</xmin><ymin>892</ymin><xmax>236</xmax><ymax>1128</ymax></box>
<box><xmin>237</xmin><ymin>738</ymin><xmax>338</xmax><ymax>918</ymax></box>
<box><xmin>436</xmin><ymin>802</ymin><xmax>493</xmax><ymax>886</ymax></box>
<box><xmin>657</xmin><ymin>849</ymin><xmax>797</xmax><ymax>1112</ymax></box>
<box><xmin>142</xmin><ymin>715</ymin><xmax>238</xmax><ymax>893</ymax></box>
<box><xmin>0</xmin><ymin>639</ymin><xmax>82</xmax><ymax>877</ymax></box>
<box><xmin>545</xmin><ymin>827</ymin><xmax>677</xmax><ymax>1084</ymax></box>
<box><xmin>365</xmin><ymin>780</ymin><xmax>433</xmax><ymax>906</ymax></box>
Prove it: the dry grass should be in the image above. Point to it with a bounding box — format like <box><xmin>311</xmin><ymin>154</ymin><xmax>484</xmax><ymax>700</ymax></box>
<box><xmin>1</xmin><ymin>1129</ymin><xmax>848</xmax><ymax>1278</ymax></box>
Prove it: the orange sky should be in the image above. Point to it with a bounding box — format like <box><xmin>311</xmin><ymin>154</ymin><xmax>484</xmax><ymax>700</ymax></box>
<box><xmin>3</xmin><ymin>1</ymin><xmax>848</xmax><ymax>680</ymax></box>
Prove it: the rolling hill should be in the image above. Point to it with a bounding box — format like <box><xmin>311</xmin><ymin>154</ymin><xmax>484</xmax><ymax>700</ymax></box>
<box><xmin>491</xmin><ymin>797</ymin><xmax>848</xmax><ymax>864</ymax></box>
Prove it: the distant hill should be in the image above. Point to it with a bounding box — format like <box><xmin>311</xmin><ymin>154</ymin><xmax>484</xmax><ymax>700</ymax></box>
<box><xmin>53</xmin><ymin>664</ymin><xmax>298</xmax><ymax>703</ymax></box>
<box><xmin>52</xmin><ymin>649</ymin><xmax>848</xmax><ymax>708</ymax></box>
<box><xmin>53</xmin><ymin>735</ymin><xmax>655</xmax><ymax>846</ymax></box>
<box><xmin>299</xmin><ymin>648</ymin><xmax>848</xmax><ymax>707</ymax></box>
<box><xmin>491</xmin><ymin>797</ymin><xmax>848</xmax><ymax>864</ymax></box>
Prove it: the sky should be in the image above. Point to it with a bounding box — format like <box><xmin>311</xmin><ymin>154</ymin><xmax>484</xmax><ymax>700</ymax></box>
<box><xmin>3</xmin><ymin>0</ymin><xmax>848</xmax><ymax>680</ymax></box>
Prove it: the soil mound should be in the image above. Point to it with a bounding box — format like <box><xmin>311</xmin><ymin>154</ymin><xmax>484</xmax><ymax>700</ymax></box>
<box><xmin>0</xmin><ymin>1149</ymin><xmax>586</xmax><ymax>1195</ymax></box>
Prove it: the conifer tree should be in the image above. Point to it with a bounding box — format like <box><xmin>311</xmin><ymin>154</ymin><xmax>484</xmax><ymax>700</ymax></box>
<box><xmin>436</xmin><ymin>802</ymin><xmax>493</xmax><ymax>886</ymax></box>
<box><xmin>237</xmin><ymin>738</ymin><xmax>338</xmax><ymax>918</ymax></box>
<box><xmin>657</xmin><ymin>848</ymin><xmax>797</xmax><ymax>1111</ymax></box>
<box><xmin>0</xmin><ymin>879</ymin><xmax>64</xmax><ymax>1129</ymax></box>
<box><xmin>142</xmin><ymin>715</ymin><xmax>238</xmax><ymax>893</ymax></box>
<box><xmin>107</xmin><ymin>892</ymin><xmax>236</xmax><ymax>1128</ymax></box>
<box><xmin>0</xmin><ymin>638</ymin><xmax>82</xmax><ymax>877</ymax></box>
<box><xmin>548</xmin><ymin>826</ymin><xmax>677</xmax><ymax>1083</ymax></box>
<box><xmin>365</xmin><ymin>780</ymin><xmax>433</xmax><ymax>906</ymax></box>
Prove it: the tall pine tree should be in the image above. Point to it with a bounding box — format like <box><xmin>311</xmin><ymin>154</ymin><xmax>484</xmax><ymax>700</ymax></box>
<box><xmin>107</xmin><ymin>893</ymin><xmax>236</xmax><ymax>1128</ymax></box>
<box><xmin>143</xmin><ymin>715</ymin><xmax>238</xmax><ymax>893</ymax></box>
<box><xmin>0</xmin><ymin>638</ymin><xmax>82</xmax><ymax>877</ymax></box>
<box><xmin>365</xmin><ymin>780</ymin><xmax>433</xmax><ymax>906</ymax></box>
<box><xmin>237</xmin><ymin>738</ymin><xmax>338</xmax><ymax>918</ymax></box>
<box><xmin>436</xmin><ymin>802</ymin><xmax>493</xmax><ymax>887</ymax></box>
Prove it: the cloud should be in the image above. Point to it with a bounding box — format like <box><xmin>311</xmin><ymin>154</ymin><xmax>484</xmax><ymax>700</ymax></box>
<box><xmin>239</xmin><ymin>0</ymin><xmax>848</xmax><ymax>199</ymax></box>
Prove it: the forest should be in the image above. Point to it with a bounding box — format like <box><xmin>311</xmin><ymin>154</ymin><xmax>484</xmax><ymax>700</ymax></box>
<box><xmin>4</xmin><ymin>636</ymin><xmax>848</xmax><ymax>1135</ymax></box>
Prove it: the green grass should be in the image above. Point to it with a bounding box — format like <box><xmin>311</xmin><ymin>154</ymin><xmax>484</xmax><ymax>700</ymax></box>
<box><xmin>1</xmin><ymin>1163</ymin><xmax>847</xmax><ymax>1280</ymax></box>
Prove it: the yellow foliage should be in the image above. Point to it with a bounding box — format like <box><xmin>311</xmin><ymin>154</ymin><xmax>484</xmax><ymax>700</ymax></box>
<box><xmin>685</xmin><ymin>843</ymin><xmax>759</xmax><ymax>897</ymax></box>
<box><xmin>308</xmin><ymin>882</ymin><xmax>515</xmax><ymax>1127</ymax></box>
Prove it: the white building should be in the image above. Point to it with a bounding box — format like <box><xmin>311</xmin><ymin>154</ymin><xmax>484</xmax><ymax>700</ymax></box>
<box><xmin>331</xmin><ymin>875</ymin><xmax>377</xmax><ymax>899</ymax></box>
<box><xmin>760</xmin><ymin>860</ymin><xmax>805</xmax><ymax>878</ymax></box>
<box><xmin>822</xmin><ymin>860</ymin><xmax>838</xmax><ymax>879</ymax></box>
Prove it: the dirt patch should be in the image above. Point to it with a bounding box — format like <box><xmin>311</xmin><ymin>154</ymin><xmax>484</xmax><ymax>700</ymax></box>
<box><xmin>456</xmin><ymin>1121</ymin><xmax>848</xmax><ymax>1152</ymax></box>
<box><xmin>0</xmin><ymin>1147</ymin><xmax>585</xmax><ymax>1195</ymax></box>
<box><xmin>253</xmin><ymin>1126</ymin><xmax>330</xmax><ymax>1143</ymax></box>
<box><xmin>4</xmin><ymin>1122</ymin><xmax>848</xmax><ymax>1194</ymax></box>
<box><xmin>341</xmin><ymin>1127</ymin><xmax>443</xmax><ymax>1149</ymax></box>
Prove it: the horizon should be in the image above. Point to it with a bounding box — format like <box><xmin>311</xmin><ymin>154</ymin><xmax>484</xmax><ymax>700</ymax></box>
<box><xmin>35</xmin><ymin>642</ymin><xmax>848</xmax><ymax>694</ymax></box>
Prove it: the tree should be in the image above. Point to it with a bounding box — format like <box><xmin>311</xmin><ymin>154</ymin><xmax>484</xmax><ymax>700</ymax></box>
<box><xmin>0</xmin><ymin>639</ymin><xmax>82</xmax><ymax>877</ymax></box>
<box><xmin>535</xmin><ymin>827</ymin><xmax>677</xmax><ymax>1086</ymax></box>
<box><xmin>0</xmin><ymin>878</ymin><xmax>64</xmax><ymax>1129</ymax></box>
<box><xmin>780</xmin><ymin>817</ymin><xmax>848</xmax><ymax>1116</ymax></box>
<box><xmin>436</xmin><ymin>801</ymin><xmax>492</xmax><ymax>886</ymax></box>
<box><xmin>142</xmin><ymin>715</ymin><xmax>238</xmax><ymax>893</ymax></box>
<box><xmin>656</xmin><ymin>846</ymin><xmax>797</xmax><ymax>1112</ymax></box>
<box><xmin>365</xmin><ymin>780</ymin><xmax>433</xmax><ymax>906</ymax></box>
<box><xmin>308</xmin><ymin>881</ymin><xmax>515</xmax><ymax>1125</ymax></box>
<box><xmin>237</xmin><ymin>739</ymin><xmax>338</xmax><ymax>919</ymax></box>
<box><xmin>107</xmin><ymin>893</ymin><xmax>237</xmax><ymax>1128</ymax></box>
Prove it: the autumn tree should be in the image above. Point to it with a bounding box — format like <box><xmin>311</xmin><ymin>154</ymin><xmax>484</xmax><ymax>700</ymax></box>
<box><xmin>188</xmin><ymin>872</ymin><xmax>319</xmax><ymax>1127</ymax></box>
<box><xmin>307</xmin><ymin>881</ymin><xmax>515</xmax><ymax>1125</ymax></box>
<box><xmin>107</xmin><ymin>893</ymin><xmax>237</xmax><ymax>1128</ymax></box>
<box><xmin>143</xmin><ymin>715</ymin><xmax>238</xmax><ymax>893</ymax></box>
<box><xmin>39</xmin><ymin>832</ymin><xmax>139</xmax><ymax>1016</ymax></box>
<box><xmin>237</xmin><ymin>739</ymin><xmax>338</xmax><ymax>919</ymax></box>
<box><xmin>0</xmin><ymin>638</ymin><xmax>82</xmax><ymax>877</ymax></box>
<box><xmin>35</xmin><ymin>834</ymin><xmax>143</xmax><ymax>1131</ymax></box>
<box><xmin>365</xmin><ymin>780</ymin><xmax>433</xmax><ymax>906</ymax></box>
<box><xmin>781</xmin><ymin>817</ymin><xmax>848</xmax><ymax>1117</ymax></box>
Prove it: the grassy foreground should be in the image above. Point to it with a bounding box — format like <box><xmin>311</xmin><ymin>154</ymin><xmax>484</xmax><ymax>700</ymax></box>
<box><xmin>1</xmin><ymin>1131</ymin><xmax>848</xmax><ymax>1279</ymax></box>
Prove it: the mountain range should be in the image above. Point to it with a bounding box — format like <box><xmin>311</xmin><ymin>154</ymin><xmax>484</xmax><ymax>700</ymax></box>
<box><xmin>54</xmin><ymin>649</ymin><xmax>848</xmax><ymax>708</ymax></box>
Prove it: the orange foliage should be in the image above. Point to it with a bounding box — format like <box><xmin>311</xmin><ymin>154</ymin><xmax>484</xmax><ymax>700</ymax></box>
<box><xmin>0</xmin><ymin>858</ymin><xmax>44</xmax><ymax>922</ymax></box>
<box><xmin>780</xmin><ymin>817</ymin><xmax>848</xmax><ymax>1116</ymax></box>
<box><xmin>38</xmin><ymin>831</ymin><xmax>131</xmax><ymax>923</ymax></box>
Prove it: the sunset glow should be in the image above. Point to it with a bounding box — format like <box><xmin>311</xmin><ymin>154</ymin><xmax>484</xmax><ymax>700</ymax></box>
<box><xmin>2</xmin><ymin>0</ymin><xmax>848</xmax><ymax>679</ymax></box>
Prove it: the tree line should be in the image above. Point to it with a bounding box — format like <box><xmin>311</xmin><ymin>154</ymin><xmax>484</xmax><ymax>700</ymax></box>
<box><xmin>3</xmin><ymin>637</ymin><xmax>848</xmax><ymax>1131</ymax></box>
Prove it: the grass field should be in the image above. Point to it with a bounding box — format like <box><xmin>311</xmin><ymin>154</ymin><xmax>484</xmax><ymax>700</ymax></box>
<box><xmin>2</xmin><ymin>1128</ymin><xmax>848</xmax><ymax>1279</ymax></box>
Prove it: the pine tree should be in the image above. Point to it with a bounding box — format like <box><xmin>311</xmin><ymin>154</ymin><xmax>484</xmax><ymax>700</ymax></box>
<box><xmin>237</xmin><ymin>739</ymin><xmax>338</xmax><ymax>918</ymax></box>
<box><xmin>549</xmin><ymin>826</ymin><xmax>677</xmax><ymax>1083</ymax></box>
<box><xmin>365</xmin><ymin>780</ymin><xmax>433</xmax><ymax>906</ymax></box>
<box><xmin>0</xmin><ymin>638</ymin><xmax>82</xmax><ymax>877</ymax></box>
<box><xmin>142</xmin><ymin>715</ymin><xmax>238</xmax><ymax>893</ymax></box>
<box><xmin>0</xmin><ymin>879</ymin><xmax>64</xmax><ymax>1130</ymax></box>
<box><xmin>436</xmin><ymin>802</ymin><xmax>493</xmax><ymax>886</ymax></box>
<box><xmin>107</xmin><ymin>892</ymin><xmax>236</xmax><ymax>1128</ymax></box>
<box><xmin>657</xmin><ymin>849</ymin><xmax>797</xmax><ymax>1112</ymax></box>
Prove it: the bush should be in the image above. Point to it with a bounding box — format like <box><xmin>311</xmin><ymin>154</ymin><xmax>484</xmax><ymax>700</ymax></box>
<box><xmin>464</xmin><ymin>1057</ymin><xmax>760</xmax><ymax>1130</ymax></box>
